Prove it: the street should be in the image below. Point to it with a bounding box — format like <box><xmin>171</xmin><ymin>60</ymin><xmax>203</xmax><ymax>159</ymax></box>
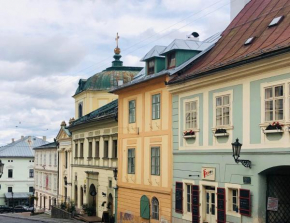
<box><xmin>0</xmin><ymin>215</ymin><xmax>42</xmax><ymax>222</ymax></box>
<box><xmin>0</xmin><ymin>214</ymin><xmax>83</xmax><ymax>223</ymax></box>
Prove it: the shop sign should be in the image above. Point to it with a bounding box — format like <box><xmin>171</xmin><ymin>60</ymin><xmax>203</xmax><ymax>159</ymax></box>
<box><xmin>201</xmin><ymin>167</ymin><xmax>215</xmax><ymax>181</ymax></box>
<box><xmin>267</xmin><ymin>197</ymin><xmax>278</xmax><ymax>211</ymax></box>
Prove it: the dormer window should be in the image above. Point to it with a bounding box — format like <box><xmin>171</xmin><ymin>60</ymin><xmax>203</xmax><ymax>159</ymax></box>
<box><xmin>147</xmin><ymin>59</ymin><xmax>155</xmax><ymax>75</ymax></box>
<box><xmin>78</xmin><ymin>102</ymin><xmax>83</xmax><ymax>118</ymax></box>
<box><xmin>167</xmin><ymin>52</ymin><xmax>176</xmax><ymax>69</ymax></box>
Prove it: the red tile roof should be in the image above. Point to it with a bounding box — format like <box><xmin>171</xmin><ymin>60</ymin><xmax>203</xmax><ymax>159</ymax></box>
<box><xmin>169</xmin><ymin>0</ymin><xmax>290</xmax><ymax>84</ymax></box>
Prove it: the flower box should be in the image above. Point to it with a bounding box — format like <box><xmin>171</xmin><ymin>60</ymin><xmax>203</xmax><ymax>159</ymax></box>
<box><xmin>263</xmin><ymin>129</ymin><xmax>284</xmax><ymax>134</ymax></box>
<box><xmin>183</xmin><ymin>130</ymin><xmax>195</xmax><ymax>138</ymax></box>
<box><xmin>214</xmin><ymin>129</ymin><xmax>229</xmax><ymax>137</ymax></box>
<box><xmin>183</xmin><ymin>135</ymin><xmax>196</xmax><ymax>139</ymax></box>
<box><xmin>263</xmin><ymin>122</ymin><xmax>284</xmax><ymax>134</ymax></box>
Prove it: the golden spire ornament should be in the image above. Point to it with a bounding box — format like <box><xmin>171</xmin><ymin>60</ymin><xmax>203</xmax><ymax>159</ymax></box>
<box><xmin>114</xmin><ymin>32</ymin><xmax>121</xmax><ymax>54</ymax></box>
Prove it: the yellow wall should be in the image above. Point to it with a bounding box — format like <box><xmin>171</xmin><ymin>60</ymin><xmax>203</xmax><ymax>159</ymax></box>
<box><xmin>115</xmin><ymin>76</ymin><xmax>172</xmax><ymax>223</ymax></box>
<box><xmin>73</xmin><ymin>90</ymin><xmax>118</xmax><ymax>118</ymax></box>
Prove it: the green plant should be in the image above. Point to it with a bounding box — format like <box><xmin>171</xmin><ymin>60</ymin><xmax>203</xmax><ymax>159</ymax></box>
<box><xmin>67</xmin><ymin>201</ymin><xmax>76</xmax><ymax>213</ymax></box>
<box><xmin>60</xmin><ymin>202</ymin><xmax>67</xmax><ymax>210</ymax></box>
<box><xmin>82</xmin><ymin>204</ymin><xmax>95</xmax><ymax>216</ymax></box>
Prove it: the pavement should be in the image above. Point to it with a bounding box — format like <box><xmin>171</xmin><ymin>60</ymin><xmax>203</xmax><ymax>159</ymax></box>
<box><xmin>0</xmin><ymin>213</ymin><xmax>84</xmax><ymax>223</ymax></box>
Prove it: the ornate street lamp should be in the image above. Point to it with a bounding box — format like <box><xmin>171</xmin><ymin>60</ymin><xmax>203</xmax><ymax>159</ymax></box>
<box><xmin>64</xmin><ymin>176</ymin><xmax>72</xmax><ymax>186</ymax></box>
<box><xmin>0</xmin><ymin>160</ymin><xmax>4</xmax><ymax>178</ymax></box>
<box><xmin>231</xmin><ymin>138</ymin><xmax>251</xmax><ymax>168</ymax></box>
<box><xmin>113</xmin><ymin>168</ymin><xmax>118</xmax><ymax>181</ymax></box>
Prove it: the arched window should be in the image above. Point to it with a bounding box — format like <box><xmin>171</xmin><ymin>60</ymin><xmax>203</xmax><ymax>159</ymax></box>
<box><xmin>78</xmin><ymin>103</ymin><xmax>83</xmax><ymax>118</ymax></box>
<box><xmin>152</xmin><ymin>197</ymin><xmax>159</xmax><ymax>220</ymax></box>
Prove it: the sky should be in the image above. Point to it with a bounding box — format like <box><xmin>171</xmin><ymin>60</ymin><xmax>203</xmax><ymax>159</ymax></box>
<box><xmin>0</xmin><ymin>0</ymin><xmax>231</xmax><ymax>146</ymax></box>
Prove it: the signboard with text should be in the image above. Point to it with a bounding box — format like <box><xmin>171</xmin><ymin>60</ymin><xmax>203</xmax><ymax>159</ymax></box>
<box><xmin>201</xmin><ymin>167</ymin><xmax>215</xmax><ymax>181</ymax></box>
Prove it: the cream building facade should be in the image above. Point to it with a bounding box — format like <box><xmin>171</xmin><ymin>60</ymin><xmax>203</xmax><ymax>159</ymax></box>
<box><xmin>34</xmin><ymin>142</ymin><xmax>58</xmax><ymax>212</ymax></box>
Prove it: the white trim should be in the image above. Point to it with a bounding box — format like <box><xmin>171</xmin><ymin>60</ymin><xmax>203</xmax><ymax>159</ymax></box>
<box><xmin>182</xmin><ymin>179</ymin><xmax>196</xmax><ymax>222</ymax></box>
<box><xmin>213</xmin><ymin>90</ymin><xmax>233</xmax><ymax>128</ymax></box>
<box><xmin>225</xmin><ymin>183</ymin><xmax>241</xmax><ymax>218</ymax></box>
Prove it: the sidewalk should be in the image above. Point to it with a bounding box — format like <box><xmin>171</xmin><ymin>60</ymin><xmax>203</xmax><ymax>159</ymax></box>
<box><xmin>0</xmin><ymin>212</ymin><xmax>84</xmax><ymax>223</ymax></box>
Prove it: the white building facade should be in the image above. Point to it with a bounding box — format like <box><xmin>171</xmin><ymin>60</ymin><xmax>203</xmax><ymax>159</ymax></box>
<box><xmin>34</xmin><ymin>142</ymin><xmax>58</xmax><ymax>212</ymax></box>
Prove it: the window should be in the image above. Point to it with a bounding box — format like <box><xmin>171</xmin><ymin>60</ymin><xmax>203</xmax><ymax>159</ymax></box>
<box><xmin>109</xmin><ymin>180</ymin><xmax>112</xmax><ymax>188</ymax></box>
<box><xmin>44</xmin><ymin>154</ymin><xmax>46</xmax><ymax>165</ymax></box>
<box><xmin>112</xmin><ymin>140</ymin><xmax>118</xmax><ymax>158</ymax></box>
<box><xmin>152</xmin><ymin>94</ymin><xmax>160</xmax><ymax>120</ymax></box>
<box><xmin>151</xmin><ymin>147</ymin><xmax>160</xmax><ymax>175</ymax></box>
<box><xmin>8</xmin><ymin>187</ymin><xmax>12</xmax><ymax>193</ymax></box>
<box><xmin>230</xmin><ymin>189</ymin><xmax>239</xmax><ymax>212</ymax></box>
<box><xmin>216</xmin><ymin>95</ymin><xmax>230</xmax><ymax>126</ymax></box>
<box><xmin>8</xmin><ymin>169</ymin><xmax>13</xmax><ymax>178</ymax></box>
<box><xmin>40</xmin><ymin>153</ymin><xmax>42</xmax><ymax>165</ymax></box>
<box><xmin>49</xmin><ymin>152</ymin><xmax>52</xmax><ymax>165</ymax></box>
<box><xmin>128</xmin><ymin>149</ymin><xmax>135</xmax><ymax>174</ymax></box>
<box><xmin>265</xmin><ymin>85</ymin><xmax>284</xmax><ymax>121</ymax></box>
<box><xmin>78</xmin><ymin>102</ymin><xmax>83</xmax><ymax>118</ymax></box>
<box><xmin>186</xmin><ymin>184</ymin><xmax>191</xmax><ymax>213</ymax></box>
<box><xmin>35</xmin><ymin>172</ymin><xmax>38</xmax><ymax>186</ymax></box>
<box><xmin>129</xmin><ymin>100</ymin><xmax>136</xmax><ymax>123</ymax></box>
<box><xmin>29</xmin><ymin>169</ymin><xmax>34</xmax><ymax>178</ymax></box>
<box><xmin>65</xmin><ymin>151</ymin><xmax>68</xmax><ymax>169</ymax></box>
<box><xmin>95</xmin><ymin>141</ymin><xmax>100</xmax><ymax>158</ymax></box>
<box><xmin>54</xmin><ymin>152</ymin><xmax>57</xmax><ymax>166</ymax></box>
<box><xmin>104</xmin><ymin>141</ymin><xmax>109</xmax><ymax>158</ymax></box>
<box><xmin>80</xmin><ymin>143</ymin><xmax>84</xmax><ymax>158</ymax></box>
<box><xmin>152</xmin><ymin>197</ymin><xmax>159</xmax><ymax>220</ymax></box>
<box><xmin>147</xmin><ymin>59</ymin><xmax>155</xmax><ymax>75</ymax></box>
<box><xmin>75</xmin><ymin>144</ymin><xmax>78</xmax><ymax>158</ymax></box>
<box><xmin>54</xmin><ymin>175</ymin><xmax>57</xmax><ymax>191</ymax></box>
<box><xmin>29</xmin><ymin>187</ymin><xmax>34</xmax><ymax>193</ymax></box>
<box><xmin>185</xmin><ymin>100</ymin><xmax>197</xmax><ymax>129</ymax></box>
<box><xmin>167</xmin><ymin>52</ymin><xmax>176</xmax><ymax>68</ymax></box>
<box><xmin>88</xmin><ymin>142</ymin><xmax>92</xmax><ymax>158</ymax></box>
<box><xmin>36</xmin><ymin>154</ymin><xmax>38</xmax><ymax>165</ymax></box>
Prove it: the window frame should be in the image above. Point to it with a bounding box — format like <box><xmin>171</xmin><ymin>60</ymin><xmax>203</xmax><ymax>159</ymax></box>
<box><xmin>152</xmin><ymin>94</ymin><xmax>161</xmax><ymax>120</ymax></box>
<box><xmin>80</xmin><ymin>142</ymin><xmax>84</xmax><ymax>158</ymax></box>
<box><xmin>264</xmin><ymin>84</ymin><xmax>284</xmax><ymax>122</ymax></box>
<box><xmin>213</xmin><ymin>90</ymin><xmax>233</xmax><ymax>128</ymax></box>
<box><xmin>127</xmin><ymin>148</ymin><xmax>135</xmax><ymax>174</ymax></box>
<box><xmin>129</xmin><ymin>100</ymin><xmax>136</xmax><ymax>124</ymax></box>
<box><xmin>95</xmin><ymin>140</ymin><xmax>100</xmax><ymax>158</ymax></box>
<box><xmin>184</xmin><ymin>98</ymin><xmax>199</xmax><ymax>130</ymax></box>
<box><xmin>225</xmin><ymin>183</ymin><xmax>241</xmax><ymax>218</ymax></box>
<box><xmin>104</xmin><ymin>140</ymin><xmax>109</xmax><ymax>158</ymax></box>
<box><xmin>78</xmin><ymin>102</ymin><xmax>83</xmax><ymax>118</ymax></box>
<box><xmin>147</xmin><ymin>59</ymin><xmax>155</xmax><ymax>75</ymax></box>
<box><xmin>112</xmin><ymin>139</ymin><xmax>118</xmax><ymax>158</ymax></box>
<box><xmin>29</xmin><ymin>169</ymin><xmax>34</xmax><ymax>178</ymax></box>
<box><xmin>151</xmin><ymin>147</ymin><xmax>160</xmax><ymax>176</ymax></box>
<box><xmin>75</xmin><ymin>143</ymin><xmax>78</xmax><ymax>158</ymax></box>
<box><xmin>88</xmin><ymin>141</ymin><xmax>93</xmax><ymax>158</ymax></box>
<box><xmin>151</xmin><ymin>197</ymin><xmax>159</xmax><ymax>220</ymax></box>
<box><xmin>8</xmin><ymin>169</ymin><xmax>13</xmax><ymax>178</ymax></box>
<box><xmin>167</xmin><ymin>52</ymin><xmax>176</xmax><ymax>69</ymax></box>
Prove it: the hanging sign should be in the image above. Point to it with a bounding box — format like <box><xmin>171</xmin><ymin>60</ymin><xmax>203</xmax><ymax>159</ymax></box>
<box><xmin>201</xmin><ymin>167</ymin><xmax>215</xmax><ymax>181</ymax></box>
<box><xmin>267</xmin><ymin>197</ymin><xmax>278</xmax><ymax>211</ymax></box>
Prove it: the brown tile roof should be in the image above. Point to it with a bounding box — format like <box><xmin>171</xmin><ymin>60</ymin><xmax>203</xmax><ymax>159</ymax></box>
<box><xmin>169</xmin><ymin>0</ymin><xmax>290</xmax><ymax>84</ymax></box>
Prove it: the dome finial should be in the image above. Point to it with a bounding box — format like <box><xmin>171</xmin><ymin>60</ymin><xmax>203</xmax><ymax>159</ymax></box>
<box><xmin>114</xmin><ymin>32</ymin><xmax>121</xmax><ymax>54</ymax></box>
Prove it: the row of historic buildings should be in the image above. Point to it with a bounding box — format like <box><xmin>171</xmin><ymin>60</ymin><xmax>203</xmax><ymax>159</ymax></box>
<box><xmin>1</xmin><ymin>0</ymin><xmax>289</xmax><ymax>222</ymax></box>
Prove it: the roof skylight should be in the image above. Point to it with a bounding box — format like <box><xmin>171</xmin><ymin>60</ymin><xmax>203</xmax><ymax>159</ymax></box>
<box><xmin>244</xmin><ymin>37</ymin><xmax>255</xmax><ymax>45</ymax></box>
<box><xmin>268</xmin><ymin>16</ymin><xmax>283</xmax><ymax>27</ymax></box>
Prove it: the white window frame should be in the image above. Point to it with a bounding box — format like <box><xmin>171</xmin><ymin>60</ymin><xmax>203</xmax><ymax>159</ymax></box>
<box><xmin>225</xmin><ymin>183</ymin><xmax>241</xmax><ymax>218</ymax></box>
<box><xmin>213</xmin><ymin>90</ymin><xmax>233</xmax><ymax>129</ymax></box>
<box><xmin>183</xmin><ymin>98</ymin><xmax>199</xmax><ymax>131</ymax></box>
<box><xmin>54</xmin><ymin>152</ymin><xmax>57</xmax><ymax>166</ymax></box>
<box><xmin>182</xmin><ymin>180</ymin><xmax>195</xmax><ymax>221</ymax></box>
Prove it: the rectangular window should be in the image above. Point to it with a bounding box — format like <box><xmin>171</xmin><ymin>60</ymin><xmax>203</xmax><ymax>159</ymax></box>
<box><xmin>265</xmin><ymin>85</ymin><xmax>284</xmax><ymax>121</ymax></box>
<box><xmin>8</xmin><ymin>187</ymin><xmax>12</xmax><ymax>193</ymax></box>
<box><xmin>54</xmin><ymin>152</ymin><xmax>57</xmax><ymax>166</ymax></box>
<box><xmin>129</xmin><ymin>100</ymin><xmax>136</xmax><ymax>123</ymax></box>
<box><xmin>147</xmin><ymin>59</ymin><xmax>155</xmax><ymax>75</ymax></box>
<box><xmin>29</xmin><ymin>169</ymin><xmax>34</xmax><ymax>178</ymax></box>
<box><xmin>185</xmin><ymin>100</ymin><xmax>197</xmax><ymax>129</ymax></box>
<box><xmin>187</xmin><ymin>184</ymin><xmax>191</xmax><ymax>213</ymax></box>
<box><xmin>152</xmin><ymin>94</ymin><xmax>160</xmax><ymax>120</ymax></box>
<box><xmin>80</xmin><ymin>143</ymin><xmax>84</xmax><ymax>158</ymax></box>
<box><xmin>104</xmin><ymin>141</ymin><xmax>109</xmax><ymax>158</ymax></box>
<box><xmin>44</xmin><ymin>154</ymin><xmax>46</xmax><ymax>165</ymax></box>
<box><xmin>128</xmin><ymin>149</ymin><xmax>135</xmax><ymax>174</ymax></box>
<box><xmin>75</xmin><ymin>144</ymin><xmax>78</xmax><ymax>158</ymax></box>
<box><xmin>95</xmin><ymin>141</ymin><xmax>100</xmax><ymax>158</ymax></box>
<box><xmin>167</xmin><ymin>52</ymin><xmax>176</xmax><ymax>68</ymax></box>
<box><xmin>8</xmin><ymin>169</ymin><xmax>13</xmax><ymax>178</ymax></box>
<box><xmin>109</xmin><ymin>180</ymin><xmax>112</xmax><ymax>188</ymax></box>
<box><xmin>151</xmin><ymin>147</ymin><xmax>160</xmax><ymax>175</ymax></box>
<box><xmin>54</xmin><ymin>175</ymin><xmax>57</xmax><ymax>191</ymax></box>
<box><xmin>29</xmin><ymin>187</ymin><xmax>34</xmax><ymax>193</ymax></box>
<box><xmin>216</xmin><ymin>95</ymin><xmax>230</xmax><ymax>126</ymax></box>
<box><xmin>112</xmin><ymin>140</ymin><xmax>118</xmax><ymax>158</ymax></box>
<box><xmin>40</xmin><ymin>154</ymin><xmax>42</xmax><ymax>165</ymax></box>
<box><xmin>49</xmin><ymin>152</ymin><xmax>52</xmax><ymax>165</ymax></box>
<box><xmin>230</xmin><ymin>189</ymin><xmax>239</xmax><ymax>212</ymax></box>
<box><xmin>35</xmin><ymin>172</ymin><xmax>38</xmax><ymax>186</ymax></box>
<box><xmin>65</xmin><ymin>151</ymin><xmax>68</xmax><ymax>169</ymax></box>
<box><xmin>88</xmin><ymin>142</ymin><xmax>93</xmax><ymax>158</ymax></box>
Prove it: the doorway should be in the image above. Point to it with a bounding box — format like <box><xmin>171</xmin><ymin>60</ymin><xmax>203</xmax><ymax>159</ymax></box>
<box><xmin>205</xmin><ymin>190</ymin><xmax>216</xmax><ymax>223</ymax></box>
<box><xmin>108</xmin><ymin>193</ymin><xmax>113</xmax><ymax>216</ymax></box>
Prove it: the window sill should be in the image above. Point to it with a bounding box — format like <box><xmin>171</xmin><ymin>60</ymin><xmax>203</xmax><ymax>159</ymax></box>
<box><xmin>263</xmin><ymin>129</ymin><xmax>284</xmax><ymax>134</ymax></box>
<box><xmin>212</xmin><ymin>125</ymin><xmax>234</xmax><ymax>131</ymax></box>
<box><xmin>227</xmin><ymin>210</ymin><xmax>241</xmax><ymax>218</ymax></box>
<box><xmin>214</xmin><ymin>133</ymin><xmax>229</xmax><ymax>137</ymax></box>
<box><xmin>183</xmin><ymin>135</ymin><xmax>196</xmax><ymax>139</ymax></box>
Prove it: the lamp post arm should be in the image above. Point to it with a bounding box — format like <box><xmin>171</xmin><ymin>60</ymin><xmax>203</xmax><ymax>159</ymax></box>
<box><xmin>235</xmin><ymin>158</ymin><xmax>251</xmax><ymax>168</ymax></box>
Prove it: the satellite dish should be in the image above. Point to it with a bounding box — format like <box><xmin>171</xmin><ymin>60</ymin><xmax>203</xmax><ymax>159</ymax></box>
<box><xmin>192</xmin><ymin>32</ymin><xmax>199</xmax><ymax>38</ymax></box>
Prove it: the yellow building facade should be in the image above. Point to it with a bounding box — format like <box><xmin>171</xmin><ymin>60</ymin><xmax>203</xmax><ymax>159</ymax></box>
<box><xmin>113</xmin><ymin>76</ymin><xmax>172</xmax><ymax>223</ymax></box>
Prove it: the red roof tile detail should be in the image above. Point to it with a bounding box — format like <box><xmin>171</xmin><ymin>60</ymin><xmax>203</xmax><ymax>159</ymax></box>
<box><xmin>171</xmin><ymin>0</ymin><xmax>290</xmax><ymax>84</ymax></box>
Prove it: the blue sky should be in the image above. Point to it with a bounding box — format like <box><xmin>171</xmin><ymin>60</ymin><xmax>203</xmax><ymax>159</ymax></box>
<box><xmin>0</xmin><ymin>0</ymin><xmax>230</xmax><ymax>145</ymax></box>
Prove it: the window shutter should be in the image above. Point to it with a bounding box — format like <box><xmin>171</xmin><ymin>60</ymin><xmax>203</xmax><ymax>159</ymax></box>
<box><xmin>140</xmin><ymin>195</ymin><xmax>150</xmax><ymax>219</ymax></box>
<box><xmin>191</xmin><ymin>185</ymin><xmax>199</xmax><ymax>223</ymax></box>
<box><xmin>217</xmin><ymin>187</ymin><xmax>226</xmax><ymax>223</ymax></box>
<box><xmin>175</xmin><ymin>182</ymin><xmax>183</xmax><ymax>213</ymax></box>
<box><xmin>239</xmin><ymin>189</ymin><xmax>251</xmax><ymax>216</ymax></box>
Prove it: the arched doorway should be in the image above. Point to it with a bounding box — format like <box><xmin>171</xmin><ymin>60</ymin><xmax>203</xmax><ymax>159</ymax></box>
<box><xmin>108</xmin><ymin>193</ymin><xmax>113</xmax><ymax>216</ymax></box>
<box><xmin>75</xmin><ymin>185</ymin><xmax>78</xmax><ymax>207</ymax></box>
<box><xmin>80</xmin><ymin>187</ymin><xmax>84</xmax><ymax>207</ymax></box>
<box><xmin>88</xmin><ymin>184</ymin><xmax>97</xmax><ymax>216</ymax></box>
<box><xmin>260</xmin><ymin>166</ymin><xmax>290</xmax><ymax>222</ymax></box>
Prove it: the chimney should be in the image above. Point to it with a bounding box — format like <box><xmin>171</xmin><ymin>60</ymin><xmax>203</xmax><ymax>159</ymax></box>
<box><xmin>43</xmin><ymin>136</ymin><xmax>47</xmax><ymax>141</ymax></box>
<box><xmin>21</xmin><ymin>136</ymin><xmax>24</xmax><ymax>140</ymax></box>
<box><xmin>230</xmin><ymin>0</ymin><xmax>251</xmax><ymax>21</ymax></box>
<box><xmin>12</xmin><ymin>138</ymin><xmax>14</xmax><ymax>143</ymax></box>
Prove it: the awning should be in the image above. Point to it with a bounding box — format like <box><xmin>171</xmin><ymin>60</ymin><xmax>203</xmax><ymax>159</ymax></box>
<box><xmin>5</xmin><ymin>192</ymin><xmax>33</xmax><ymax>199</ymax></box>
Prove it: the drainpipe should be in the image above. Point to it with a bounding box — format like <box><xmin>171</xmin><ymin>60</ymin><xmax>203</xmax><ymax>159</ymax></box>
<box><xmin>114</xmin><ymin>186</ymin><xmax>118</xmax><ymax>223</ymax></box>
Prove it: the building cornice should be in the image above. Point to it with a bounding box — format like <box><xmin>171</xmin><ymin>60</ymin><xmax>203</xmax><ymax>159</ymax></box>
<box><xmin>71</xmin><ymin>164</ymin><xmax>116</xmax><ymax>170</ymax></box>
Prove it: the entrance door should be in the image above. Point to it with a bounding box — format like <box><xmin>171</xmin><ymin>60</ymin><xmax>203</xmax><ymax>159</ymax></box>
<box><xmin>205</xmin><ymin>190</ymin><xmax>216</xmax><ymax>223</ymax></box>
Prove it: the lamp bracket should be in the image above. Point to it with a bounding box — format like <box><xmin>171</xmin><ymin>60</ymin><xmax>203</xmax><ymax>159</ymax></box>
<box><xmin>235</xmin><ymin>159</ymin><xmax>251</xmax><ymax>168</ymax></box>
